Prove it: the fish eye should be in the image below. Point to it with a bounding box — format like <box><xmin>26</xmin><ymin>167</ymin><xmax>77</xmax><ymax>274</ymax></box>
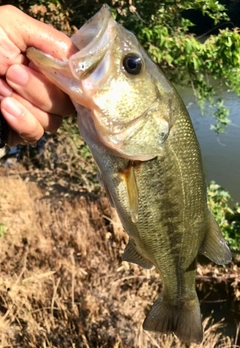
<box><xmin>123</xmin><ymin>53</ymin><xmax>142</xmax><ymax>75</ymax></box>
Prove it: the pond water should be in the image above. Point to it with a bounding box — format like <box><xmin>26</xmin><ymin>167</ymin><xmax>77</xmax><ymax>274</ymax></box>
<box><xmin>178</xmin><ymin>86</ymin><xmax>240</xmax><ymax>204</ymax></box>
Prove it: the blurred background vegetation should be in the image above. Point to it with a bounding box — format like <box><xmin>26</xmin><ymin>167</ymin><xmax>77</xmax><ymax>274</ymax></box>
<box><xmin>0</xmin><ymin>0</ymin><xmax>239</xmax><ymax>252</ymax></box>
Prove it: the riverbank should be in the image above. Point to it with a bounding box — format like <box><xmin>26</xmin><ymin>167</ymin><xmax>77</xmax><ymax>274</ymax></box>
<box><xmin>0</xmin><ymin>168</ymin><xmax>239</xmax><ymax>347</ymax></box>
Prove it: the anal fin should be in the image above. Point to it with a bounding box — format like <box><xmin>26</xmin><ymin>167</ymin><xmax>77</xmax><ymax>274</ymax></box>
<box><xmin>122</xmin><ymin>239</ymin><xmax>153</xmax><ymax>269</ymax></box>
<box><xmin>199</xmin><ymin>211</ymin><xmax>232</xmax><ymax>265</ymax></box>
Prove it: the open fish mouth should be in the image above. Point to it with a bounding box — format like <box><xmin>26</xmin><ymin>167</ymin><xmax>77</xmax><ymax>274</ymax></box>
<box><xmin>26</xmin><ymin>4</ymin><xmax>116</xmax><ymax>87</ymax></box>
<box><xmin>71</xmin><ymin>4</ymin><xmax>112</xmax><ymax>51</ymax></box>
<box><xmin>69</xmin><ymin>4</ymin><xmax>116</xmax><ymax>80</ymax></box>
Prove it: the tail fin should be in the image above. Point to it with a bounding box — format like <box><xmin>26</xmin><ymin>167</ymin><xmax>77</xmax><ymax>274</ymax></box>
<box><xmin>143</xmin><ymin>294</ymin><xmax>203</xmax><ymax>344</ymax></box>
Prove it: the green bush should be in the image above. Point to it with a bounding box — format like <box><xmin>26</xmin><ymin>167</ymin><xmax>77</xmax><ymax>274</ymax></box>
<box><xmin>208</xmin><ymin>181</ymin><xmax>240</xmax><ymax>251</ymax></box>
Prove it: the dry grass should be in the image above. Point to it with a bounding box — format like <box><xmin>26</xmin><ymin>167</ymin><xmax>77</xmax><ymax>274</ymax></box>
<box><xmin>0</xmin><ymin>172</ymin><xmax>239</xmax><ymax>348</ymax></box>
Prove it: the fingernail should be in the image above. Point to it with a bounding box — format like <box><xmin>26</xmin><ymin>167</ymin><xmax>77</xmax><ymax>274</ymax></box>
<box><xmin>7</xmin><ymin>65</ymin><xmax>29</xmax><ymax>86</ymax></box>
<box><xmin>0</xmin><ymin>79</ymin><xmax>13</xmax><ymax>97</ymax></box>
<box><xmin>2</xmin><ymin>98</ymin><xmax>23</xmax><ymax>118</ymax></box>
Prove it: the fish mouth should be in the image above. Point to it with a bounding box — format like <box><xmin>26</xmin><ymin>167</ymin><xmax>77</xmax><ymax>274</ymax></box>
<box><xmin>69</xmin><ymin>5</ymin><xmax>116</xmax><ymax>80</ymax></box>
<box><xmin>26</xmin><ymin>4</ymin><xmax>116</xmax><ymax>103</ymax></box>
<box><xmin>71</xmin><ymin>4</ymin><xmax>112</xmax><ymax>51</ymax></box>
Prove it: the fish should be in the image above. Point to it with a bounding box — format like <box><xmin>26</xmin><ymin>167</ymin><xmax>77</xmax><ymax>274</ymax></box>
<box><xmin>26</xmin><ymin>4</ymin><xmax>232</xmax><ymax>344</ymax></box>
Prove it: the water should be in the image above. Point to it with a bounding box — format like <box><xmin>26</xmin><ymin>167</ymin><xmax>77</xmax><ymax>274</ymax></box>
<box><xmin>178</xmin><ymin>86</ymin><xmax>240</xmax><ymax>204</ymax></box>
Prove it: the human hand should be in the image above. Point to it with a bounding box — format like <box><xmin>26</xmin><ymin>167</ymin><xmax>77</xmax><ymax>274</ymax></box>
<box><xmin>0</xmin><ymin>5</ymin><xmax>77</xmax><ymax>146</ymax></box>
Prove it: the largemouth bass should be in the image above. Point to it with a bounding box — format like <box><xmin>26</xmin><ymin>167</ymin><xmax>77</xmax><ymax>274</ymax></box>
<box><xmin>27</xmin><ymin>5</ymin><xmax>231</xmax><ymax>344</ymax></box>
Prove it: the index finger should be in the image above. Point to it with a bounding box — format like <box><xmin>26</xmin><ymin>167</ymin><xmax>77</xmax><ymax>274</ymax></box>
<box><xmin>1</xmin><ymin>5</ymin><xmax>77</xmax><ymax>58</ymax></box>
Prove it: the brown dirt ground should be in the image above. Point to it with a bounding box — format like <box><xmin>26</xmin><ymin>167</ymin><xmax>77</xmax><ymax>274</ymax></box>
<box><xmin>0</xmin><ymin>170</ymin><xmax>239</xmax><ymax>348</ymax></box>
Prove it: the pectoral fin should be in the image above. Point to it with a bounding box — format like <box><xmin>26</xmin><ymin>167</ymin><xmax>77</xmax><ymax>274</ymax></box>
<box><xmin>199</xmin><ymin>211</ymin><xmax>232</xmax><ymax>265</ymax></box>
<box><xmin>122</xmin><ymin>240</ymin><xmax>153</xmax><ymax>269</ymax></box>
<box><xmin>119</xmin><ymin>162</ymin><xmax>139</xmax><ymax>223</ymax></box>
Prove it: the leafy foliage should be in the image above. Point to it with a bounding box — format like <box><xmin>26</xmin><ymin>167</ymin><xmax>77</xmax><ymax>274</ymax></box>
<box><xmin>208</xmin><ymin>181</ymin><xmax>240</xmax><ymax>251</ymax></box>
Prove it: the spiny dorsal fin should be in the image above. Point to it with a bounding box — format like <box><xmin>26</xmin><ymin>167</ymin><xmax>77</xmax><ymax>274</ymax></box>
<box><xmin>122</xmin><ymin>239</ymin><xmax>153</xmax><ymax>269</ymax></box>
<box><xmin>119</xmin><ymin>162</ymin><xmax>139</xmax><ymax>223</ymax></box>
<box><xmin>199</xmin><ymin>211</ymin><xmax>232</xmax><ymax>265</ymax></box>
